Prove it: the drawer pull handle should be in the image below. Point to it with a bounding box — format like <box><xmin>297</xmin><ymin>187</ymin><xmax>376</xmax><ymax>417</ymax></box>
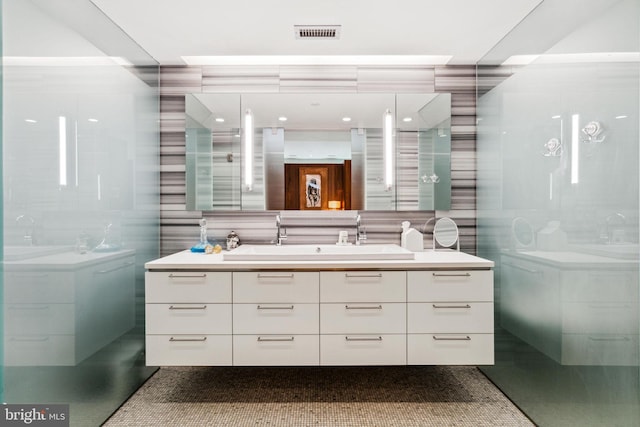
<box><xmin>502</xmin><ymin>263</ymin><xmax>540</xmax><ymax>274</ymax></box>
<box><xmin>10</xmin><ymin>336</ymin><xmax>50</xmax><ymax>342</ymax></box>
<box><xmin>169</xmin><ymin>305</ymin><xmax>207</xmax><ymax>310</ymax></box>
<box><xmin>257</xmin><ymin>305</ymin><xmax>294</xmax><ymax>310</ymax></box>
<box><xmin>257</xmin><ymin>273</ymin><xmax>295</xmax><ymax>279</ymax></box>
<box><xmin>169</xmin><ymin>337</ymin><xmax>207</xmax><ymax>342</ymax></box>
<box><xmin>432</xmin><ymin>273</ymin><xmax>471</xmax><ymax>277</ymax></box>
<box><xmin>432</xmin><ymin>335</ymin><xmax>471</xmax><ymax>341</ymax></box>
<box><xmin>257</xmin><ymin>336</ymin><xmax>295</xmax><ymax>342</ymax></box>
<box><xmin>588</xmin><ymin>336</ymin><xmax>631</xmax><ymax>342</ymax></box>
<box><xmin>9</xmin><ymin>305</ymin><xmax>50</xmax><ymax>310</ymax></box>
<box><xmin>96</xmin><ymin>261</ymin><xmax>135</xmax><ymax>274</ymax></box>
<box><xmin>344</xmin><ymin>273</ymin><xmax>383</xmax><ymax>278</ymax></box>
<box><xmin>168</xmin><ymin>273</ymin><xmax>207</xmax><ymax>278</ymax></box>
<box><xmin>345</xmin><ymin>305</ymin><xmax>383</xmax><ymax>310</ymax></box>
<box><xmin>588</xmin><ymin>304</ymin><xmax>632</xmax><ymax>309</ymax></box>
<box><xmin>432</xmin><ymin>304</ymin><xmax>471</xmax><ymax>309</ymax></box>
<box><xmin>345</xmin><ymin>336</ymin><xmax>383</xmax><ymax>341</ymax></box>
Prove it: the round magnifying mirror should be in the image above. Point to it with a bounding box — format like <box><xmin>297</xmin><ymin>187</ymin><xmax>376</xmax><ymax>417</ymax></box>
<box><xmin>511</xmin><ymin>217</ymin><xmax>535</xmax><ymax>249</ymax></box>
<box><xmin>433</xmin><ymin>217</ymin><xmax>459</xmax><ymax>249</ymax></box>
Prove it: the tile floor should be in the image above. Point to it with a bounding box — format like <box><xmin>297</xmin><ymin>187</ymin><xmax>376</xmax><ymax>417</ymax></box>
<box><xmin>104</xmin><ymin>365</ymin><xmax>533</xmax><ymax>426</ymax></box>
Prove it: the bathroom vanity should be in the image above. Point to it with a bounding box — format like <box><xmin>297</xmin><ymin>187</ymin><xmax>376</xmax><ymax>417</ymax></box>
<box><xmin>145</xmin><ymin>246</ymin><xmax>494</xmax><ymax>367</ymax></box>
<box><xmin>4</xmin><ymin>249</ymin><xmax>136</xmax><ymax>365</ymax></box>
<box><xmin>501</xmin><ymin>250</ymin><xmax>639</xmax><ymax>365</ymax></box>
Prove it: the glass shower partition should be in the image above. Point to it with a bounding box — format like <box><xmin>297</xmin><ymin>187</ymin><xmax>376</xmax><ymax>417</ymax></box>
<box><xmin>477</xmin><ymin>0</ymin><xmax>640</xmax><ymax>426</ymax></box>
<box><xmin>1</xmin><ymin>0</ymin><xmax>160</xmax><ymax>425</ymax></box>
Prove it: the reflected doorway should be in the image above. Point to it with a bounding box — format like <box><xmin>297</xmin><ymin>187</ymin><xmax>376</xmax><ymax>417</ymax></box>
<box><xmin>284</xmin><ymin>162</ymin><xmax>351</xmax><ymax>210</ymax></box>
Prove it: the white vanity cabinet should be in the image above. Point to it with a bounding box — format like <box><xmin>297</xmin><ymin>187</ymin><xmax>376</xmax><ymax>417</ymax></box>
<box><xmin>501</xmin><ymin>254</ymin><xmax>638</xmax><ymax>365</ymax></box>
<box><xmin>144</xmin><ymin>249</ymin><xmax>495</xmax><ymax>367</ymax></box>
<box><xmin>232</xmin><ymin>272</ymin><xmax>320</xmax><ymax>366</ymax></box>
<box><xmin>320</xmin><ymin>271</ymin><xmax>407</xmax><ymax>365</ymax></box>
<box><xmin>145</xmin><ymin>271</ymin><xmax>233</xmax><ymax>366</ymax></box>
<box><xmin>407</xmin><ymin>270</ymin><xmax>494</xmax><ymax>365</ymax></box>
<box><xmin>4</xmin><ymin>252</ymin><xmax>136</xmax><ymax>366</ymax></box>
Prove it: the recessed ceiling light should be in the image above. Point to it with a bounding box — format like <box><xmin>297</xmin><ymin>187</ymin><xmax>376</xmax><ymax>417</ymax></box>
<box><xmin>88</xmin><ymin>118</ymin><xmax>99</xmax><ymax>123</ymax></box>
<box><xmin>342</xmin><ymin>117</ymin><xmax>351</xmax><ymax>122</ymax></box>
<box><xmin>215</xmin><ymin>117</ymin><xmax>225</xmax><ymax>123</ymax></box>
<box><xmin>551</xmin><ymin>115</ymin><xmax>561</xmax><ymax>119</ymax></box>
<box><xmin>278</xmin><ymin>116</ymin><xmax>287</xmax><ymax>122</ymax></box>
<box><xmin>24</xmin><ymin>119</ymin><xmax>37</xmax><ymax>123</ymax></box>
<box><xmin>616</xmin><ymin>115</ymin><xmax>628</xmax><ymax>119</ymax></box>
<box><xmin>403</xmin><ymin>117</ymin><xmax>412</xmax><ymax>122</ymax></box>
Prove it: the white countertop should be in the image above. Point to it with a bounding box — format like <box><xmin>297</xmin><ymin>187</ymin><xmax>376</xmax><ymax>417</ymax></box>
<box><xmin>4</xmin><ymin>249</ymin><xmax>135</xmax><ymax>271</ymax></box>
<box><xmin>501</xmin><ymin>249</ymin><xmax>637</xmax><ymax>269</ymax></box>
<box><xmin>145</xmin><ymin>248</ymin><xmax>494</xmax><ymax>270</ymax></box>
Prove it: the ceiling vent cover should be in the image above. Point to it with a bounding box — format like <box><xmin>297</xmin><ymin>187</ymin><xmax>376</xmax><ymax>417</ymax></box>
<box><xmin>295</xmin><ymin>25</ymin><xmax>341</xmax><ymax>39</ymax></box>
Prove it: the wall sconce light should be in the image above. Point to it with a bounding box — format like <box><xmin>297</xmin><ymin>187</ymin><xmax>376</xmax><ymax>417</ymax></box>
<box><xmin>244</xmin><ymin>109</ymin><xmax>253</xmax><ymax>191</ymax></box>
<box><xmin>383</xmin><ymin>109</ymin><xmax>393</xmax><ymax>191</ymax></box>
<box><xmin>59</xmin><ymin>116</ymin><xmax>67</xmax><ymax>186</ymax></box>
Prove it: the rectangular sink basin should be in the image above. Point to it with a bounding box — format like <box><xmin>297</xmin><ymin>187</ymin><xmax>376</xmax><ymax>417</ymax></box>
<box><xmin>223</xmin><ymin>244</ymin><xmax>415</xmax><ymax>261</ymax></box>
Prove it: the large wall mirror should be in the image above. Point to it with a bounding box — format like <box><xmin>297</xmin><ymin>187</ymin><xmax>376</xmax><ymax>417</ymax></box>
<box><xmin>185</xmin><ymin>92</ymin><xmax>451</xmax><ymax>211</ymax></box>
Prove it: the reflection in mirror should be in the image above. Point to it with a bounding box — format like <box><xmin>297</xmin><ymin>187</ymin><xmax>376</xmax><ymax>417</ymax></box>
<box><xmin>185</xmin><ymin>93</ymin><xmax>451</xmax><ymax>211</ymax></box>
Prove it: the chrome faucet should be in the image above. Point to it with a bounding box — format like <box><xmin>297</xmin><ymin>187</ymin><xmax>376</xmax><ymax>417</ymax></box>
<box><xmin>605</xmin><ymin>212</ymin><xmax>626</xmax><ymax>244</ymax></box>
<box><xmin>16</xmin><ymin>214</ymin><xmax>36</xmax><ymax>246</ymax></box>
<box><xmin>275</xmin><ymin>215</ymin><xmax>287</xmax><ymax>246</ymax></box>
<box><xmin>355</xmin><ymin>214</ymin><xmax>366</xmax><ymax>245</ymax></box>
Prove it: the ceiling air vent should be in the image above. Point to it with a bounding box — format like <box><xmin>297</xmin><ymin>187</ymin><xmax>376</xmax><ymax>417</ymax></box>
<box><xmin>295</xmin><ymin>25</ymin><xmax>341</xmax><ymax>39</ymax></box>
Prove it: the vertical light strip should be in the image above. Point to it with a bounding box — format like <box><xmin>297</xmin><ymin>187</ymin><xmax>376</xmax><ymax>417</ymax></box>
<box><xmin>74</xmin><ymin>120</ymin><xmax>79</xmax><ymax>186</ymax></box>
<box><xmin>97</xmin><ymin>174</ymin><xmax>102</xmax><ymax>201</ymax></box>
<box><xmin>571</xmin><ymin>114</ymin><xmax>580</xmax><ymax>184</ymax></box>
<box><xmin>58</xmin><ymin>116</ymin><xmax>67</xmax><ymax>186</ymax></box>
<box><xmin>244</xmin><ymin>109</ymin><xmax>253</xmax><ymax>191</ymax></box>
<box><xmin>384</xmin><ymin>109</ymin><xmax>393</xmax><ymax>190</ymax></box>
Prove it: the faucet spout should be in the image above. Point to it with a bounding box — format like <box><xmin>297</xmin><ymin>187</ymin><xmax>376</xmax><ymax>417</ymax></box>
<box><xmin>355</xmin><ymin>214</ymin><xmax>366</xmax><ymax>245</ymax></box>
<box><xmin>16</xmin><ymin>214</ymin><xmax>36</xmax><ymax>246</ymax></box>
<box><xmin>275</xmin><ymin>214</ymin><xmax>287</xmax><ymax>246</ymax></box>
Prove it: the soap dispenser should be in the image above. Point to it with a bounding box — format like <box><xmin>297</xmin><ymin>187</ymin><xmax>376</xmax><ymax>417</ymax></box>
<box><xmin>191</xmin><ymin>218</ymin><xmax>212</xmax><ymax>252</ymax></box>
<box><xmin>401</xmin><ymin>221</ymin><xmax>424</xmax><ymax>252</ymax></box>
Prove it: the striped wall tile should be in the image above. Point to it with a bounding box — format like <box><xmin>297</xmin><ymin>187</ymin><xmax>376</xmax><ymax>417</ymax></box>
<box><xmin>159</xmin><ymin>65</ymin><xmax>478</xmax><ymax>255</ymax></box>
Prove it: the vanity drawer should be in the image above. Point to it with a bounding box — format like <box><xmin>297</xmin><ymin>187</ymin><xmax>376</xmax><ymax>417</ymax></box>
<box><xmin>407</xmin><ymin>270</ymin><xmax>492</xmax><ymax>302</ymax></box>
<box><xmin>562</xmin><ymin>302</ymin><xmax>638</xmax><ymax>334</ymax></box>
<box><xmin>146</xmin><ymin>334</ymin><xmax>232</xmax><ymax>366</ymax></box>
<box><xmin>320</xmin><ymin>271</ymin><xmax>406</xmax><ymax>302</ymax></box>
<box><xmin>407</xmin><ymin>302</ymin><xmax>494</xmax><ymax>334</ymax></box>
<box><xmin>4</xmin><ymin>272</ymin><xmax>75</xmax><ymax>303</ymax></box>
<box><xmin>320</xmin><ymin>303</ymin><xmax>406</xmax><ymax>334</ymax></box>
<box><xmin>407</xmin><ymin>333</ymin><xmax>494</xmax><ymax>365</ymax></box>
<box><xmin>233</xmin><ymin>272</ymin><xmax>319</xmax><ymax>303</ymax></box>
<box><xmin>233</xmin><ymin>303</ymin><xmax>319</xmax><ymax>334</ymax></box>
<box><xmin>561</xmin><ymin>333</ymin><xmax>639</xmax><ymax>366</ymax></box>
<box><xmin>145</xmin><ymin>272</ymin><xmax>231</xmax><ymax>303</ymax></box>
<box><xmin>5</xmin><ymin>334</ymin><xmax>77</xmax><ymax>366</ymax></box>
<box><xmin>146</xmin><ymin>303</ymin><xmax>232</xmax><ymax>335</ymax></box>
<box><xmin>5</xmin><ymin>304</ymin><xmax>75</xmax><ymax>335</ymax></box>
<box><xmin>320</xmin><ymin>334</ymin><xmax>406</xmax><ymax>365</ymax></box>
<box><xmin>233</xmin><ymin>334</ymin><xmax>319</xmax><ymax>366</ymax></box>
